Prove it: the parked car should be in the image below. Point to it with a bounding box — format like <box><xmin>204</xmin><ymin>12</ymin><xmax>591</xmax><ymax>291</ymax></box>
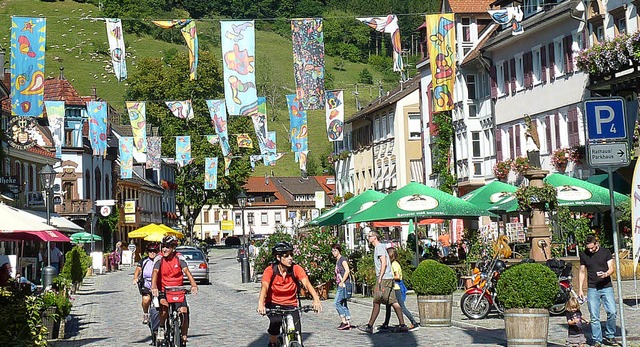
<box><xmin>176</xmin><ymin>246</ymin><xmax>209</xmax><ymax>284</ymax></box>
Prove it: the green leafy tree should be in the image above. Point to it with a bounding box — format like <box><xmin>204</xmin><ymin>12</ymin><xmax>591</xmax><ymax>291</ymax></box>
<box><xmin>432</xmin><ymin>112</ymin><xmax>456</xmax><ymax>194</ymax></box>
<box><xmin>358</xmin><ymin>68</ymin><xmax>373</xmax><ymax>84</ymax></box>
<box><xmin>324</xmin><ymin>9</ymin><xmax>370</xmax><ymax>62</ymax></box>
<box><xmin>125</xmin><ymin>51</ymin><xmax>255</xmax><ymax>239</ymax></box>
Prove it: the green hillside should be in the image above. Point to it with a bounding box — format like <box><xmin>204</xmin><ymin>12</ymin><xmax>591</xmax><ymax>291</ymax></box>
<box><xmin>0</xmin><ymin>0</ymin><xmax>403</xmax><ymax>176</ymax></box>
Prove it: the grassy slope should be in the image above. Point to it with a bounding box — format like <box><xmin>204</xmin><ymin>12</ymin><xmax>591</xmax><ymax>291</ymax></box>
<box><xmin>0</xmin><ymin>0</ymin><xmax>395</xmax><ymax>176</ymax></box>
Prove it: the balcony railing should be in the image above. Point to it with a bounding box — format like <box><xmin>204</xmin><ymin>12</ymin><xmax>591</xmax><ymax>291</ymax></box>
<box><xmin>55</xmin><ymin>199</ymin><xmax>93</xmax><ymax>214</ymax></box>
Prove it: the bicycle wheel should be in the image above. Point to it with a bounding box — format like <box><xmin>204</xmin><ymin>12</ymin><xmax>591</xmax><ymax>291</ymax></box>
<box><xmin>288</xmin><ymin>341</ymin><xmax>303</xmax><ymax>347</ymax></box>
<box><xmin>173</xmin><ymin>315</ymin><xmax>182</xmax><ymax>347</ymax></box>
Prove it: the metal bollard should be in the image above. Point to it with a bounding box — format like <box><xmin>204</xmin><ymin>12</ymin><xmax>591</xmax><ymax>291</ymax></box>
<box><xmin>42</xmin><ymin>266</ymin><xmax>56</xmax><ymax>289</ymax></box>
<box><xmin>240</xmin><ymin>255</ymin><xmax>251</xmax><ymax>283</ymax></box>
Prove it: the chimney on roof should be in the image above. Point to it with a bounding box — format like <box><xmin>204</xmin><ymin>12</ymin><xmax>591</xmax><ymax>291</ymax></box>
<box><xmin>59</xmin><ymin>67</ymin><xmax>65</xmax><ymax>80</ymax></box>
<box><xmin>92</xmin><ymin>86</ymin><xmax>97</xmax><ymax>99</ymax></box>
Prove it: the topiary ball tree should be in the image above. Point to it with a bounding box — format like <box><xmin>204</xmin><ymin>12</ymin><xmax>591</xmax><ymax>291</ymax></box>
<box><xmin>411</xmin><ymin>260</ymin><xmax>457</xmax><ymax>295</ymax></box>
<box><xmin>496</xmin><ymin>262</ymin><xmax>558</xmax><ymax>309</ymax></box>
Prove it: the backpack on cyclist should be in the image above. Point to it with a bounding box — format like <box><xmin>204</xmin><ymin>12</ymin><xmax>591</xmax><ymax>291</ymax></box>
<box><xmin>267</xmin><ymin>262</ymin><xmax>303</xmax><ymax>304</ymax></box>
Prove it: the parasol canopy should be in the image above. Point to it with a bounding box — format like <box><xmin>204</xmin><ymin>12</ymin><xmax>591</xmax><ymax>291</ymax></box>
<box><xmin>0</xmin><ymin>203</ymin><xmax>71</xmax><ymax>242</ymax></box>
<box><xmin>544</xmin><ymin>173</ymin><xmax>629</xmax><ymax>211</ymax></box>
<box><xmin>348</xmin><ymin>182</ymin><xmax>495</xmax><ymax>223</ymax></box>
<box><xmin>70</xmin><ymin>232</ymin><xmax>103</xmax><ymax>243</ymax></box>
<box><xmin>462</xmin><ymin>180</ymin><xmax>518</xmax><ymax>212</ymax></box>
<box><xmin>128</xmin><ymin>223</ymin><xmax>184</xmax><ymax>239</ymax></box>
<box><xmin>308</xmin><ymin>189</ymin><xmax>386</xmax><ymax>226</ymax></box>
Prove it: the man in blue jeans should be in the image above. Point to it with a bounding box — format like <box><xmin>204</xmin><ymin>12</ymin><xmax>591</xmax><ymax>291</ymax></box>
<box><xmin>578</xmin><ymin>234</ymin><xmax>620</xmax><ymax>346</ymax></box>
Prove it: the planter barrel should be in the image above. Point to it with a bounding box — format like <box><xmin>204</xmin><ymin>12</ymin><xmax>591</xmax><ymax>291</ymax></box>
<box><xmin>416</xmin><ymin>294</ymin><xmax>452</xmax><ymax>327</ymax></box>
<box><xmin>41</xmin><ymin>307</ymin><xmax>60</xmax><ymax>340</ymax></box>
<box><xmin>504</xmin><ymin>308</ymin><xmax>549</xmax><ymax>346</ymax></box>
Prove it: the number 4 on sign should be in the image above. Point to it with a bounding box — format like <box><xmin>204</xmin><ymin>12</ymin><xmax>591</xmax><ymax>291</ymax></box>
<box><xmin>610</xmin><ymin>124</ymin><xmax>616</xmax><ymax>133</ymax></box>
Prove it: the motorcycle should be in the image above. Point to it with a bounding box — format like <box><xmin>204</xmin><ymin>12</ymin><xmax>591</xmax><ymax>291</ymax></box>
<box><xmin>546</xmin><ymin>258</ymin><xmax>577</xmax><ymax>315</ymax></box>
<box><xmin>460</xmin><ymin>256</ymin><xmax>507</xmax><ymax>320</ymax></box>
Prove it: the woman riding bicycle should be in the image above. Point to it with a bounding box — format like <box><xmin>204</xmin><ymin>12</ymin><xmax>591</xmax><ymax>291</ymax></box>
<box><xmin>257</xmin><ymin>241</ymin><xmax>322</xmax><ymax>347</ymax></box>
<box><xmin>151</xmin><ymin>236</ymin><xmax>199</xmax><ymax>346</ymax></box>
<box><xmin>133</xmin><ymin>242</ymin><xmax>160</xmax><ymax>324</ymax></box>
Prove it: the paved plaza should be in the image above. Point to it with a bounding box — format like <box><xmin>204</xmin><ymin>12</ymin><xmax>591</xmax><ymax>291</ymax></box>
<box><xmin>52</xmin><ymin>248</ymin><xmax>640</xmax><ymax>346</ymax></box>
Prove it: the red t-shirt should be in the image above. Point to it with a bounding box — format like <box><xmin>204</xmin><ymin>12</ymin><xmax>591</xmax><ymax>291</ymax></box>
<box><xmin>263</xmin><ymin>264</ymin><xmax>308</xmax><ymax>307</ymax></box>
<box><xmin>154</xmin><ymin>254</ymin><xmax>187</xmax><ymax>291</ymax></box>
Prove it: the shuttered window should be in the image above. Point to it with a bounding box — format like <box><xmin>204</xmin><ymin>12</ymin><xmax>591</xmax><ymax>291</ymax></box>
<box><xmin>496</xmin><ymin>129</ymin><xmax>503</xmax><ymax>161</ymax></box>
<box><xmin>509</xmin><ymin>127</ymin><xmax>515</xmax><ymax>159</ymax></box>
<box><xmin>510</xmin><ymin>58</ymin><xmax>517</xmax><ymax>94</ymax></box>
<box><xmin>503</xmin><ymin>61</ymin><xmax>510</xmax><ymax>95</ymax></box>
<box><xmin>545</xmin><ymin>116</ymin><xmax>552</xmax><ymax>153</ymax></box>
<box><xmin>490</xmin><ymin>65</ymin><xmax>497</xmax><ymax>99</ymax></box>
<box><xmin>554</xmin><ymin>114</ymin><xmax>561</xmax><ymax>149</ymax></box>
<box><xmin>568</xmin><ymin>107</ymin><xmax>580</xmax><ymax>146</ymax></box>
<box><xmin>548</xmin><ymin>43</ymin><xmax>555</xmax><ymax>81</ymax></box>
<box><xmin>541</xmin><ymin>45</ymin><xmax>547</xmax><ymax>84</ymax></box>
<box><xmin>515</xmin><ymin>124</ymin><xmax>521</xmax><ymax>157</ymax></box>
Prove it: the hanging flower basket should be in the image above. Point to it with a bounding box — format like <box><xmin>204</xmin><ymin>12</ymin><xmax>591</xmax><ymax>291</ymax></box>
<box><xmin>493</xmin><ymin>160</ymin><xmax>512</xmax><ymax>181</ymax></box>
<box><xmin>576</xmin><ymin>31</ymin><xmax>640</xmax><ymax>75</ymax></box>
<box><xmin>511</xmin><ymin>157</ymin><xmax>531</xmax><ymax>176</ymax></box>
<box><xmin>515</xmin><ymin>183</ymin><xmax>558</xmax><ymax>211</ymax></box>
<box><xmin>551</xmin><ymin>148</ymin><xmax>570</xmax><ymax>172</ymax></box>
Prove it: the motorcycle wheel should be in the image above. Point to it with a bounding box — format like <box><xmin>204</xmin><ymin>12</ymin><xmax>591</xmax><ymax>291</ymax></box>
<box><xmin>549</xmin><ymin>304</ymin><xmax>566</xmax><ymax>315</ymax></box>
<box><xmin>460</xmin><ymin>292</ymin><xmax>491</xmax><ymax>319</ymax></box>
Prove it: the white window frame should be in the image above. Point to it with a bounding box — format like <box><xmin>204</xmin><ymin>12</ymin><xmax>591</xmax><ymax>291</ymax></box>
<box><xmin>572</xmin><ymin>31</ymin><xmax>583</xmax><ymax>71</ymax></box>
<box><xmin>532</xmin><ymin>46</ymin><xmax>542</xmax><ymax>85</ymax></box>
<box><xmin>496</xmin><ymin>61</ymin><xmax>505</xmax><ymax>96</ymax></box>
<box><xmin>554</xmin><ymin>38</ymin><xmax>564</xmax><ymax>77</ymax></box>
<box><xmin>524</xmin><ymin>0</ymin><xmax>543</xmax><ymax>17</ymax></box>
<box><xmin>617</xmin><ymin>17</ymin><xmax>627</xmax><ymax>35</ymax></box>
<box><xmin>595</xmin><ymin>25</ymin><xmax>604</xmax><ymax>43</ymax></box>
<box><xmin>274</xmin><ymin>212</ymin><xmax>281</xmax><ymax>224</ymax></box>
<box><xmin>261</xmin><ymin>212</ymin><xmax>268</xmax><ymax>226</ymax></box>
<box><xmin>388</xmin><ymin>112</ymin><xmax>395</xmax><ymax>135</ymax></box>
<box><xmin>515</xmin><ymin>54</ymin><xmax>524</xmax><ymax>90</ymax></box>
<box><xmin>381</xmin><ymin>115</ymin><xmax>387</xmax><ymax>138</ymax></box>
<box><xmin>374</xmin><ymin>117</ymin><xmax>380</xmax><ymax>141</ymax></box>
<box><xmin>471</xmin><ymin>131</ymin><xmax>481</xmax><ymax>158</ymax></box>
<box><xmin>408</xmin><ymin>113</ymin><xmax>421</xmax><ymax>140</ymax></box>
<box><xmin>466</xmin><ymin>74</ymin><xmax>476</xmax><ymax>100</ymax></box>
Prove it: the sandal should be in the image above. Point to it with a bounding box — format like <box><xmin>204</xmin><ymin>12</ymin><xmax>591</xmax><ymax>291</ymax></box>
<box><xmin>142</xmin><ymin>313</ymin><xmax>149</xmax><ymax>325</ymax></box>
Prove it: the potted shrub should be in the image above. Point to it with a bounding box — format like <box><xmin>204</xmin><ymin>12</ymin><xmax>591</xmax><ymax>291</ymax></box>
<box><xmin>41</xmin><ymin>290</ymin><xmax>72</xmax><ymax>340</ymax></box>
<box><xmin>496</xmin><ymin>262</ymin><xmax>558</xmax><ymax>346</ymax></box>
<box><xmin>294</xmin><ymin>228</ymin><xmax>338</xmax><ymax>299</ymax></box>
<box><xmin>411</xmin><ymin>259</ymin><xmax>457</xmax><ymax>326</ymax></box>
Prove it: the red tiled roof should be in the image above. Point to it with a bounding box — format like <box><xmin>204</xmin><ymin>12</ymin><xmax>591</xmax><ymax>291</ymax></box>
<box><xmin>244</xmin><ymin>176</ymin><xmax>280</xmax><ymax>193</ymax></box>
<box><xmin>448</xmin><ymin>0</ymin><xmax>493</xmax><ymax>13</ymax></box>
<box><xmin>44</xmin><ymin>78</ymin><xmax>86</xmax><ymax>106</ymax></box>
<box><xmin>27</xmin><ymin>144</ymin><xmax>56</xmax><ymax>158</ymax></box>
<box><xmin>313</xmin><ymin>176</ymin><xmax>335</xmax><ymax>195</ymax></box>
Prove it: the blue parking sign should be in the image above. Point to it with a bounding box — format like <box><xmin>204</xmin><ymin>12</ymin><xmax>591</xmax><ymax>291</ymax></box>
<box><xmin>584</xmin><ymin>98</ymin><xmax>627</xmax><ymax>141</ymax></box>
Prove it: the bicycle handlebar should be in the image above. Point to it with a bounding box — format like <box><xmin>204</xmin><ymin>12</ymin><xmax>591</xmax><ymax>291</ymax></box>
<box><xmin>163</xmin><ymin>285</ymin><xmax>192</xmax><ymax>294</ymax></box>
<box><xmin>265</xmin><ymin>305</ymin><xmax>315</xmax><ymax>316</ymax></box>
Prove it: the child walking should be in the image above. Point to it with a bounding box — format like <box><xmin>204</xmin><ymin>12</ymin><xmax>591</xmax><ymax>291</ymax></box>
<box><xmin>565</xmin><ymin>297</ymin><xmax>587</xmax><ymax>347</ymax></box>
<box><xmin>380</xmin><ymin>247</ymin><xmax>420</xmax><ymax>331</ymax></box>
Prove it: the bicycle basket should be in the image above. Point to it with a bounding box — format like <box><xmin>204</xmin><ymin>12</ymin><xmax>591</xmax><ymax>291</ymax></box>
<box><xmin>166</xmin><ymin>290</ymin><xmax>186</xmax><ymax>303</ymax></box>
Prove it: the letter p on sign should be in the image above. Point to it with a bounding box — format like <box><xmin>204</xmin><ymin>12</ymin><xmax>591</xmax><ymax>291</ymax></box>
<box><xmin>584</xmin><ymin>98</ymin><xmax>627</xmax><ymax>142</ymax></box>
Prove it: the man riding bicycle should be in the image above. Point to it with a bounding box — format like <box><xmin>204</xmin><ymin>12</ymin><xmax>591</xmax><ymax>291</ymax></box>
<box><xmin>257</xmin><ymin>241</ymin><xmax>322</xmax><ymax>347</ymax></box>
<box><xmin>151</xmin><ymin>236</ymin><xmax>199</xmax><ymax>345</ymax></box>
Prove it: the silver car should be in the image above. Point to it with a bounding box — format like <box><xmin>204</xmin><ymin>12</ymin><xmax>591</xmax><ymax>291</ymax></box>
<box><xmin>176</xmin><ymin>247</ymin><xmax>209</xmax><ymax>284</ymax></box>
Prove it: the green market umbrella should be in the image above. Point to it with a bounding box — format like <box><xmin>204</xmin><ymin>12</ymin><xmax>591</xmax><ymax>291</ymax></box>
<box><xmin>585</xmin><ymin>173</ymin><xmax>631</xmax><ymax>195</ymax></box>
<box><xmin>70</xmin><ymin>232</ymin><xmax>102</xmax><ymax>243</ymax></box>
<box><xmin>461</xmin><ymin>181</ymin><xmax>518</xmax><ymax>212</ymax></box>
<box><xmin>544</xmin><ymin>173</ymin><xmax>630</xmax><ymax>211</ymax></box>
<box><xmin>308</xmin><ymin>204</ymin><xmax>342</xmax><ymax>226</ymax></box>
<box><xmin>309</xmin><ymin>189</ymin><xmax>386</xmax><ymax>226</ymax></box>
<box><xmin>348</xmin><ymin>182</ymin><xmax>495</xmax><ymax>223</ymax></box>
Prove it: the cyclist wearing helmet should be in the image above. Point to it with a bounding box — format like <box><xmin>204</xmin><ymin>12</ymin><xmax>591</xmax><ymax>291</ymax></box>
<box><xmin>133</xmin><ymin>243</ymin><xmax>160</xmax><ymax>324</ymax></box>
<box><xmin>257</xmin><ymin>241</ymin><xmax>322</xmax><ymax>347</ymax></box>
<box><xmin>151</xmin><ymin>235</ymin><xmax>198</xmax><ymax>345</ymax></box>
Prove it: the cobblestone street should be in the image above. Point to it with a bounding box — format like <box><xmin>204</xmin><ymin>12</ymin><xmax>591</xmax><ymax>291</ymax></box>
<box><xmin>52</xmin><ymin>248</ymin><xmax>639</xmax><ymax>347</ymax></box>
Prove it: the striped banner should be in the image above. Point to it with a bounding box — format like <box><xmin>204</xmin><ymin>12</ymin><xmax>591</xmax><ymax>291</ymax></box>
<box><xmin>44</xmin><ymin>101</ymin><xmax>65</xmax><ymax>158</ymax></box>
<box><xmin>325</xmin><ymin>90</ymin><xmax>344</xmax><ymax>142</ymax></box>
<box><xmin>425</xmin><ymin>14</ymin><xmax>456</xmax><ymax>112</ymax></box>
<box><xmin>166</xmin><ymin>100</ymin><xmax>194</xmax><ymax>120</ymax></box>
<box><xmin>291</xmin><ymin>18</ymin><xmax>325</xmax><ymax>110</ymax></box>
<box><xmin>207</xmin><ymin>100</ymin><xmax>232</xmax><ymax>156</ymax></box>
<box><xmin>126</xmin><ymin>101</ymin><xmax>147</xmax><ymax>153</ymax></box>
<box><xmin>204</xmin><ymin>157</ymin><xmax>218</xmax><ymax>190</ymax></box>
<box><xmin>286</xmin><ymin>94</ymin><xmax>308</xmax><ymax>153</ymax></box>
<box><xmin>221</xmin><ymin>21</ymin><xmax>258</xmax><ymax>116</ymax></box>
<box><xmin>146</xmin><ymin>137</ymin><xmax>161</xmax><ymax>169</ymax></box>
<box><xmin>175</xmin><ymin>136</ymin><xmax>192</xmax><ymax>167</ymax></box>
<box><xmin>105</xmin><ymin>18</ymin><xmax>127</xmax><ymax>81</ymax></box>
<box><xmin>120</xmin><ymin>137</ymin><xmax>134</xmax><ymax>179</ymax></box>
<box><xmin>86</xmin><ymin>101</ymin><xmax>108</xmax><ymax>157</ymax></box>
<box><xmin>11</xmin><ymin>17</ymin><xmax>46</xmax><ymax>117</ymax></box>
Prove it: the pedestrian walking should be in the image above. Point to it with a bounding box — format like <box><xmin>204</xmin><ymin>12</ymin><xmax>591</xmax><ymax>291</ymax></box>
<box><xmin>578</xmin><ymin>234</ymin><xmax>620</xmax><ymax>347</ymax></box>
<box><xmin>565</xmin><ymin>297</ymin><xmax>587</xmax><ymax>347</ymax></box>
<box><xmin>49</xmin><ymin>243</ymin><xmax>64</xmax><ymax>275</ymax></box>
<box><xmin>358</xmin><ymin>230</ymin><xmax>408</xmax><ymax>334</ymax></box>
<box><xmin>331</xmin><ymin>243</ymin><xmax>352</xmax><ymax>330</ymax></box>
<box><xmin>379</xmin><ymin>247</ymin><xmax>420</xmax><ymax>331</ymax></box>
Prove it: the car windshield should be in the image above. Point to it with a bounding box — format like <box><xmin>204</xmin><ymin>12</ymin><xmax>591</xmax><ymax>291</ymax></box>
<box><xmin>179</xmin><ymin>251</ymin><xmax>204</xmax><ymax>261</ymax></box>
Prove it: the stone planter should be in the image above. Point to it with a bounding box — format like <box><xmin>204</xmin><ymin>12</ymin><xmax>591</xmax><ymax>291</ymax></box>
<box><xmin>504</xmin><ymin>308</ymin><xmax>549</xmax><ymax>346</ymax></box>
<box><xmin>416</xmin><ymin>294</ymin><xmax>453</xmax><ymax>327</ymax></box>
<box><xmin>41</xmin><ymin>306</ymin><xmax>60</xmax><ymax>340</ymax></box>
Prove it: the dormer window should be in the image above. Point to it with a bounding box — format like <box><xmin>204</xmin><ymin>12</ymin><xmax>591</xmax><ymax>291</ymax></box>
<box><xmin>524</xmin><ymin>0</ymin><xmax>544</xmax><ymax>17</ymax></box>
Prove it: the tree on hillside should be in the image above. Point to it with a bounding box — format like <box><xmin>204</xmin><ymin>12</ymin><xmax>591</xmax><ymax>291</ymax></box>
<box><xmin>124</xmin><ymin>51</ymin><xmax>257</xmax><ymax>238</ymax></box>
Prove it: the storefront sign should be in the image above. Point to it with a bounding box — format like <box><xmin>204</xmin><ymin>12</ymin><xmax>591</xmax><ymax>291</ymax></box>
<box><xmin>221</xmin><ymin>220</ymin><xmax>234</xmax><ymax>231</ymax></box>
<box><xmin>124</xmin><ymin>200</ymin><xmax>136</xmax><ymax>214</ymax></box>
<box><xmin>124</xmin><ymin>214</ymin><xmax>136</xmax><ymax>224</ymax></box>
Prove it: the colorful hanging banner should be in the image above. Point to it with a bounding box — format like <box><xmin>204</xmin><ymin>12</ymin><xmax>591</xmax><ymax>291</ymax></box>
<box><xmin>236</xmin><ymin>133</ymin><xmax>253</xmax><ymax>148</ymax></box>
<box><xmin>220</xmin><ymin>21</ymin><xmax>258</xmax><ymax>116</ymax></box>
<box><xmin>286</xmin><ymin>94</ymin><xmax>308</xmax><ymax>153</ymax></box>
<box><xmin>120</xmin><ymin>137</ymin><xmax>134</xmax><ymax>179</ymax></box>
<box><xmin>291</xmin><ymin>18</ymin><xmax>325</xmax><ymax>110</ymax></box>
<box><xmin>204</xmin><ymin>157</ymin><xmax>218</xmax><ymax>190</ymax></box>
<box><xmin>44</xmin><ymin>101</ymin><xmax>65</xmax><ymax>158</ymax></box>
<box><xmin>224</xmin><ymin>156</ymin><xmax>232</xmax><ymax>176</ymax></box>
<box><xmin>488</xmin><ymin>7</ymin><xmax>524</xmax><ymax>35</ymax></box>
<box><xmin>166</xmin><ymin>100</ymin><xmax>194</xmax><ymax>120</ymax></box>
<box><xmin>252</xmin><ymin>96</ymin><xmax>269</xmax><ymax>155</ymax></box>
<box><xmin>299</xmin><ymin>150</ymin><xmax>309</xmax><ymax>172</ymax></box>
<box><xmin>206</xmin><ymin>99</ymin><xmax>232</xmax><ymax>156</ymax></box>
<box><xmin>357</xmin><ymin>15</ymin><xmax>403</xmax><ymax>72</ymax></box>
<box><xmin>11</xmin><ymin>17</ymin><xmax>46</xmax><ymax>117</ymax></box>
<box><xmin>205</xmin><ymin>135</ymin><xmax>219</xmax><ymax>145</ymax></box>
<box><xmin>264</xmin><ymin>131</ymin><xmax>277</xmax><ymax>166</ymax></box>
<box><xmin>325</xmin><ymin>90</ymin><xmax>344</xmax><ymax>142</ymax></box>
<box><xmin>86</xmin><ymin>101</ymin><xmax>108</xmax><ymax>157</ymax></box>
<box><xmin>152</xmin><ymin>20</ymin><xmax>198</xmax><ymax>80</ymax></box>
<box><xmin>126</xmin><ymin>101</ymin><xmax>147</xmax><ymax>153</ymax></box>
<box><xmin>105</xmin><ymin>18</ymin><xmax>127</xmax><ymax>81</ymax></box>
<box><xmin>146</xmin><ymin>137</ymin><xmax>161</xmax><ymax>169</ymax></box>
<box><xmin>175</xmin><ymin>136</ymin><xmax>192</xmax><ymax>167</ymax></box>
<box><xmin>425</xmin><ymin>14</ymin><xmax>456</xmax><ymax>112</ymax></box>
<box><xmin>249</xmin><ymin>155</ymin><xmax>263</xmax><ymax>169</ymax></box>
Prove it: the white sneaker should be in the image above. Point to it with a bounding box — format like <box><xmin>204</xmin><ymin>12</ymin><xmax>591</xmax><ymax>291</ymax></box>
<box><xmin>157</xmin><ymin>328</ymin><xmax>164</xmax><ymax>341</ymax></box>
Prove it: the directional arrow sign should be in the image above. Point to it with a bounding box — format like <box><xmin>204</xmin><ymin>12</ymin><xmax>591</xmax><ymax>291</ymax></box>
<box><xmin>587</xmin><ymin>142</ymin><xmax>630</xmax><ymax>167</ymax></box>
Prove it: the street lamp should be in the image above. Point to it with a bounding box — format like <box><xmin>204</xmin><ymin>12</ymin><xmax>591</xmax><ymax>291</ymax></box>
<box><xmin>236</xmin><ymin>191</ymin><xmax>250</xmax><ymax>283</ymax></box>
<box><xmin>88</xmin><ymin>208</ymin><xmax>96</xmax><ymax>253</ymax></box>
<box><xmin>39</xmin><ymin>164</ymin><xmax>56</xmax><ymax>288</ymax></box>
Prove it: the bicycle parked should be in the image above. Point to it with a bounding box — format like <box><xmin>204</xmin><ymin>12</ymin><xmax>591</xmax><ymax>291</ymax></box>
<box><xmin>156</xmin><ymin>286</ymin><xmax>191</xmax><ymax>347</ymax></box>
<box><xmin>264</xmin><ymin>305</ymin><xmax>315</xmax><ymax>347</ymax></box>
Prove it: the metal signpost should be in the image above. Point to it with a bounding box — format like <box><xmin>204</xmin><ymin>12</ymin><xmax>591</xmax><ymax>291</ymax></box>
<box><xmin>583</xmin><ymin>97</ymin><xmax>628</xmax><ymax>347</ymax></box>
